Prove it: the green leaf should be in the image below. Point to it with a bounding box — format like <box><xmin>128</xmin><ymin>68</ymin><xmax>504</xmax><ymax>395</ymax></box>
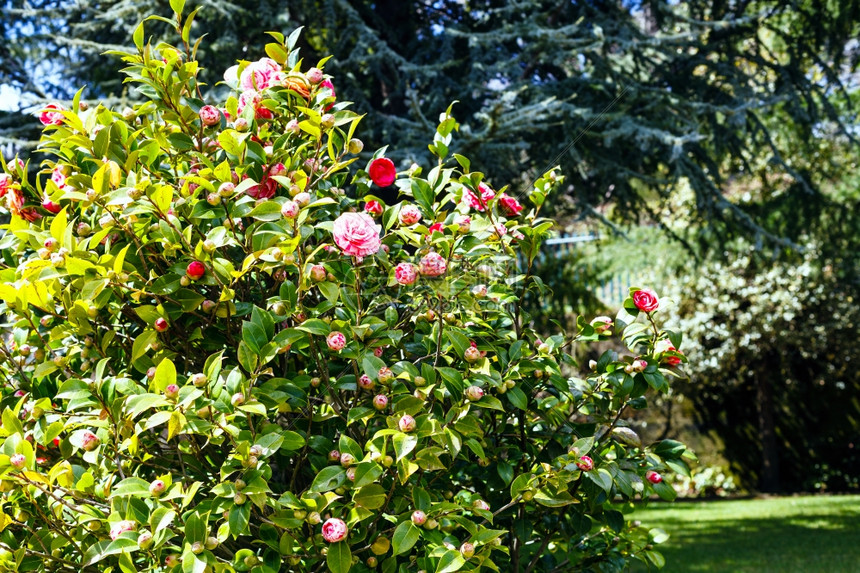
<box><xmin>184</xmin><ymin>511</ymin><xmax>208</xmax><ymax>544</ymax></box>
<box><xmin>652</xmin><ymin>480</ymin><xmax>677</xmax><ymax>501</ymax></box>
<box><xmin>228</xmin><ymin>503</ymin><xmax>251</xmax><ymax>536</ymax></box>
<box><xmin>153</xmin><ymin>358</ymin><xmax>176</xmax><ymax>392</ymax></box>
<box><xmin>111</xmin><ymin>477</ymin><xmax>151</xmax><ymax>497</ymax></box>
<box><xmin>393</xmin><ymin>432</ymin><xmax>418</xmax><ymax>461</ymax></box>
<box><xmin>310</xmin><ymin>466</ymin><xmax>346</xmax><ymax>493</ymax></box>
<box><xmin>125</xmin><ymin>393</ymin><xmax>169</xmax><ymax>419</ymax></box>
<box><xmin>435</xmin><ymin>550</ymin><xmax>465</xmax><ymax>573</ymax></box>
<box><xmin>392</xmin><ymin>521</ymin><xmax>420</xmax><ymax>555</ymax></box>
<box><xmin>133</xmin><ymin>22</ymin><xmax>144</xmax><ymax>49</ymax></box>
<box><xmin>326</xmin><ymin>541</ymin><xmax>352</xmax><ymax>573</ymax></box>
<box><xmin>169</xmin><ymin>0</ymin><xmax>185</xmax><ymax>17</ymax></box>
<box><xmin>534</xmin><ymin>488</ymin><xmax>577</xmax><ymax>507</ymax></box>
<box><xmin>506</xmin><ymin>386</ymin><xmax>528</xmax><ymax>410</ymax></box>
<box><xmin>354</xmin><ymin>484</ymin><xmax>387</xmax><ymax>509</ymax></box>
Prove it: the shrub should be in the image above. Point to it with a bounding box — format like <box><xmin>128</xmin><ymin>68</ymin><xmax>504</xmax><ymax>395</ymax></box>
<box><xmin>0</xmin><ymin>6</ymin><xmax>692</xmax><ymax>572</ymax></box>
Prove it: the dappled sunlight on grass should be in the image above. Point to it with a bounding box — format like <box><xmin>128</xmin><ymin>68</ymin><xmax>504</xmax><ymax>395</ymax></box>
<box><xmin>632</xmin><ymin>495</ymin><xmax>860</xmax><ymax>572</ymax></box>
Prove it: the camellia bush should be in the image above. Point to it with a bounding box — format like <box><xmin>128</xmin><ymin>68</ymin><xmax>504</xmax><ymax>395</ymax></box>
<box><xmin>0</xmin><ymin>5</ymin><xmax>693</xmax><ymax>573</ymax></box>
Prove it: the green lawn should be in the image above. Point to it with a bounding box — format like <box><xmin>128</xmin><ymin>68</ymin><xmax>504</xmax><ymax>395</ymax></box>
<box><xmin>631</xmin><ymin>495</ymin><xmax>860</xmax><ymax>573</ymax></box>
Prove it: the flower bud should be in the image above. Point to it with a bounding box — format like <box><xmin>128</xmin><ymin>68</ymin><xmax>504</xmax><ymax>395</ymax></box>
<box><xmin>411</xmin><ymin>510</ymin><xmax>426</xmax><ymax>526</ymax></box>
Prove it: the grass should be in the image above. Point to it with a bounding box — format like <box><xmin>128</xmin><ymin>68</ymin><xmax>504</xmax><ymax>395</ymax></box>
<box><xmin>630</xmin><ymin>494</ymin><xmax>860</xmax><ymax>573</ymax></box>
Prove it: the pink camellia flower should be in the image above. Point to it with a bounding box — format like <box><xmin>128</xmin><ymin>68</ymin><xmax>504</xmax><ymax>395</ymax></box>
<box><xmin>590</xmin><ymin>316</ymin><xmax>613</xmax><ymax>334</ymax></box>
<box><xmin>398</xmin><ymin>414</ymin><xmax>416</xmax><ymax>433</ymax></box>
<box><xmin>364</xmin><ymin>200</ymin><xmax>384</xmax><ymax>216</ymax></box>
<box><xmin>576</xmin><ymin>455</ymin><xmax>594</xmax><ymax>472</ymax></box>
<box><xmin>377</xmin><ymin>367</ymin><xmax>393</xmax><ymax>383</ymax></box>
<box><xmin>493</xmin><ymin>222</ymin><xmax>508</xmax><ymax>237</ymax></box>
<box><xmin>319</xmin><ymin>79</ymin><xmax>337</xmax><ymax>111</ymax></box>
<box><xmin>464</xmin><ymin>346</ymin><xmax>482</xmax><ymax>363</ymax></box>
<box><xmin>240</xmin><ymin>58</ymin><xmax>283</xmax><ymax>91</ymax></box>
<box><xmin>10</xmin><ymin>454</ymin><xmax>26</xmax><ymax>469</ymax></box>
<box><xmin>455</xmin><ymin>215</ymin><xmax>471</xmax><ymax>233</ymax></box>
<box><xmin>418</xmin><ymin>252</ymin><xmax>447</xmax><ymax>277</ymax></box>
<box><xmin>0</xmin><ymin>173</ymin><xmax>11</xmax><ymax>198</ymax></box>
<box><xmin>327</xmin><ymin>331</ymin><xmax>346</xmax><ymax>351</ymax></box>
<box><xmin>465</xmin><ymin>385</ymin><xmax>484</xmax><ymax>401</ymax></box>
<box><xmin>463</xmin><ymin>182</ymin><xmax>495</xmax><ymax>212</ymax></box>
<box><xmin>332</xmin><ymin>212</ymin><xmax>381</xmax><ymax>258</ymax></box>
<box><xmin>394</xmin><ymin>262</ymin><xmax>417</xmax><ymax>286</ymax></box>
<box><xmin>149</xmin><ymin>479</ymin><xmax>166</xmax><ymax>496</ymax></box>
<box><xmin>411</xmin><ymin>510</ymin><xmax>427</xmax><ymax>526</ymax></box>
<box><xmin>268</xmin><ymin>163</ymin><xmax>287</xmax><ymax>178</ymax></box>
<box><xmin>358</xmin><ymin>374</ymin><xmax>375</xmax><ymax>390</ymax></box>
<box><xmin>646</xmin><ymin>470</ymin><xmax>663</xmax><ymax>484</ymax></box>
<box><xmin>306</xmin><ymin>67</ymin><xmax>324</xmax><ymax>84</ymax></box>
<box><xmin>39</xmin><ymin>103</ymin><xmax>66</xmax><ymax>126</ymax></box>
<box><xmin>368</xmin><ymin>157</ymin><xmax>396</xmax><ymax>187</ymax></box>
<box><xmin>51</xmin><ymin>169</ymin><xmax>66</xmax><ymax>188</ymax></box>
<box><xmin>472</xmin><ymin>499</ymin><xmax>490</xmax><ymax>511</ymax></box>
<box><xmin>245</xmin><ymin>176</ymin><xmax>278</xmax><ymax>199</ymax></box>
<box><xmin>199</xmin><ymin>105</ymin><xmax>221</xmax><ymax>127</ymax></box>
<box><xmin>237</xmin><ymin>90</ymin><xmax>273</xmax><ymax>120</ymax></box>
<box><xmin>110</xmin><ymin>520</ymin><xmax>136</xmax><ymax>541</ymax></box>
<box><xmin>632</xmin><ymin>288</ymin><xmax>660</xmax><ymax>312</ymax></box>
<box><xmin>372</xmin><ymin>394</ymin><xmax>388</xmax><ymax>410</ymax></box>
<box><xmin>310</xmin><ymin>264</ymin><xmax>327</xmax><ymax>282</ymax></box>
<box><xmin>81</xmin><ymin>430</ymin><xmax>100</xmax><ymax>451</ymax></box>
<box><xmin>322</xmin><ymin>517</ymin><xmax>348</xmax><ymax>543</ymax></box>
<box><xmin>427</xmin><ymin>222</ymin><xmax>444</xmax><ymax>236</ymax></box>
<box><xmin>498</xmin><ymin>194</ymin><xmax>524</xmax><ymax>216</ymax></box>
<box><xmin>281</xmin><ymin>200</ymin><xmax>299</xmax><ymax>219</ymax></box>
<box><xmin>632</xmin><ymin>358</ymin><xmax>648</xmax><ymax>372</ymax></box>
<box><xmin>398</xmin><ymin>204</ymin><xmax>422</xmax><ymax>226</ymax></box>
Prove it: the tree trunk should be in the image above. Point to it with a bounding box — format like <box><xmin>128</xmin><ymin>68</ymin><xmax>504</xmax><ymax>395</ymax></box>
<box><xmin>756</xmin><ymin>374</ymin><xmax>780</xmax><ymax>492</ymax></box>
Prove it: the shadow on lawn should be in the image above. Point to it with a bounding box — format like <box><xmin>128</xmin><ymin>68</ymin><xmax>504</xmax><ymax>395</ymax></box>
<box><xmin>632</xmin><ymin>499</ymin><xmax>860</xmax><ymax>573</ymax></box>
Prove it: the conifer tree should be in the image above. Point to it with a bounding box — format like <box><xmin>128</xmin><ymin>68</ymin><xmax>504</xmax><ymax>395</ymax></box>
<box><xmin>1</xmin><ymin>0</ymin><xmax>858</xmax><ymax>242</ymax></box>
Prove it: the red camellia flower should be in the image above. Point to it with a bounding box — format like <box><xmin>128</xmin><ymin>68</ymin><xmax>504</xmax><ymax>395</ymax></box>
<box><xmin>368</xmin><ymin>157</ymin><xmax>396</xmax><ymax>187</ymax></box>
<box><xmin>245</xmin><ymin>176</ymin><xmax>278</xmax><ymax>199</ymax></box>
<box><xmin>632</xmin><ymin>288</ymin><xmax>659</xmax><ymax>312</ymax></box>
<box><xmin>41</xmin><ymin>197</ymin><xmax>61</xmax><ymax>214</ymax></box>
<box><xmin>364</xmin><ymin>200</ymin><xmax>384</xmax><ymax>216</ymax></box>
<box><xmin>332</xmin><ymin>212</ymin><xmax>381</xmax><ymax>258</ymax></box>
<box><xmin>427</xmin><ymin>222</ymin><xmax>444</xmax><ymax>235</ymax></box>
<box><xmin>498</xmin><ymin>194</ymin><xmax>524</xmax><ymax>216</ymax></box>
<box><xmin>186</xmin><ymin>261</ymin><xmax>206</xmax><ymax>280</ymax></box>
<box><xmin>655</xmin><ymin>339</ymin><xmax>683</xmax><ymax>366</ymax></box>
<box><xmin>321</xmin><ymin>518</ymin><xmax>348</xmax><ymax>543</ymax></box>
<box><xmin>39</xmin><ymin>103</ymin><xmax>65</xmax><ymax>126</ymax></box>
